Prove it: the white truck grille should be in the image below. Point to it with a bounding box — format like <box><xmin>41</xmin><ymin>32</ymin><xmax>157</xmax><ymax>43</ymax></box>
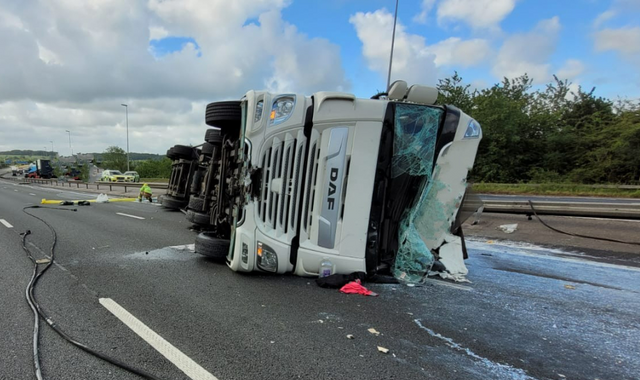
<box><xmin>257</xmin><ymin>131</ymin><xmax>306</xmax><ymax>237</ymax></box>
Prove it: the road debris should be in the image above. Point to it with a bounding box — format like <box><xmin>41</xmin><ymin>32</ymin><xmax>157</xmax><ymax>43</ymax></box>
<box><xmin>498</xmin><ymin>223</ymin><xmax>518</xmax><ymax>233</ymax></box>
<box><xmin>368</xmin><ymin>328</ymin><xmax>381</xmax><ymax>336</ymax></box>
<box><xmin>564</xmin><ymin>284</ymin><xmax>576</xmax><ymax>290</ymax></box>
<box><xmin>377</xmin><ymin>346</ymin><xmax>389</xmax><ymax>354</ymax></box>
<box><xmin>346</xmin><ymin>334</ymin><xmax>354</xmax><ymax>339</ymax></box>
<box><xmin>339</xmin><ymin>279</ymin><xmax>378</xmax><ymax>296</ymax></box>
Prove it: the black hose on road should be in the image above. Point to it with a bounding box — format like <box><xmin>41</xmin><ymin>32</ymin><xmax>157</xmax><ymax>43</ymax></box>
<box><xmin>20</xmin><ymin>205</ymin><xmax>165</xmax><ymax>380</ymax></box>
<box><xmin>528</xmin><ymin>200</ymin><xmax>640</xmax><ymax>246</ymax></box>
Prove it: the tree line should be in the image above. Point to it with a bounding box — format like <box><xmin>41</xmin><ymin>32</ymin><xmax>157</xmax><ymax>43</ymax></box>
<box><xmin>101</xmin><ymin>146</ymin><xmax>172</xmax><ymax>178</ymax></box>
<box><xmin>436</xmin><ymin>73</ymin><xmax>640</xmax><ymax>184</ymax></box>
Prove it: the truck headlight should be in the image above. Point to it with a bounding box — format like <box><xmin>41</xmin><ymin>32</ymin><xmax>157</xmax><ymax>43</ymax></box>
<box><xmin>464</xmin><ymin>119</ymin><xmax>481</xmax><ymax>139</ymax></box>
<box><xmin>269</xmin><ymin>96</ymin><xmax>295</xmax><ymax>126</ymax></box>
<box><xmin>254</xmin><ymin>100</ymin><xmax>264</xmax><ymax>123</ymax></box>
<box><xmin>257</xmin><ymin>241</ymin><xmax>278</xmax><ymax>272</ymax></box>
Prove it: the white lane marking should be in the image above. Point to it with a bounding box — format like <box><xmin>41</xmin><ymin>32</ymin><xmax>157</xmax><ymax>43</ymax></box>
<box><xmin>0</xmin><ymin>219</ymin><xmax>13</xmax><ymax>228</ymax></box>
<box><xmin>14</xmin><ymin>189</ymin><xmax>18</xmax><ymax>192</ymax></box>
<box><xmin>414</xmin><ymin>319</ymin><xmax>536</xmax><ymax>379</ymax></box>
<box><xmin>99</xmin><ymin>298</ymin><xmax>218</xmax><ymax>380</ymax></box>
<box><xmin>29</xmin><ymin>193</ymin><xmax>36</xmax><ymax>196</ymax></box>
<box><xmin>116</xmin><ymin>212</ymin><xmax>145</xmax><ymax>220</ymax></box>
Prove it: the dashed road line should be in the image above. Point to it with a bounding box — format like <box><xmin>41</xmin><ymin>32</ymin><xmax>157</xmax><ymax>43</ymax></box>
<box><xmin>0</xmin><ymin>219</ymin><xmax>13</xmax><ymax>228</ymax></box>
<box><xmin>29</xmin><ymin>193</ymin><xmax>36</xmax><ymax>196</ymax></box>
<box><xmin>99</xmin><ymin>298</ymin><xmax>218</xmax><ymax>380</ymax></box>
<box><xmin>116</xmin><ymin>212</ymin><xmax>145</xmax><ymax>220</ymax></box>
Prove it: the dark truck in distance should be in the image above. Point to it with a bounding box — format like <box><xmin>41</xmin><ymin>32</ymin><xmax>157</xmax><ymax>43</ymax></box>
<box><xmin>25</xmin><ymin>159</ymin><xmax>54</xmax><ymax>179</ymax></box>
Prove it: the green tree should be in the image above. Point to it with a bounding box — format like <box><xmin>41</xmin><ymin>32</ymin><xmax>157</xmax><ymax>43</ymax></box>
<box><xmin>101</xmin><ymin>146</ymin><xmax>128</xmax><ymax>172</ymax></box>
<box><xmin>134</xmin><ymin>158</ymin><xmax>173</xmax><ymax>179</ymax></box>
<box><xmin>436</xmin><ymin>71</ymin><xmax>475</xmax><ymax>111</ymax></box>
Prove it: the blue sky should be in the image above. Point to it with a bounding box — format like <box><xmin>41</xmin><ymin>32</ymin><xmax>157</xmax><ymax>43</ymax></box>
<box><xmin>2</xmin><ymin>0</ymin><xmax>639</xmax><ymax>153</ymax></box>
<box><xmin>146</xmin><ymin>0</ymin><xmax>640</xmax><ymax>99</ymax></box>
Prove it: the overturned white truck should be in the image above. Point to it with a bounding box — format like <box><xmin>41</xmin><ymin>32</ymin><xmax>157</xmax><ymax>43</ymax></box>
<box><xmin>168</xmin><ymin>80</ymin><xmax>482</xmax><ymax>282</ymax></box>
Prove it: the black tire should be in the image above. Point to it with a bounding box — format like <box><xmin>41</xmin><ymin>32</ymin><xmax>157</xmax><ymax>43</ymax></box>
<box><xmin>195</xmin><ymin>232</ymin><xmax>229</xmax><ymax>260</ymax></box>
<box><xmin>204</xmin><ymin>128</ymin><xmax>223</xmax><ymax>144</ymax></box>
<box><xmin>162</xmin><ymin>195</ymin><xmax>186</xmax><ymax>209</ymax></box>
<box><xmin>187</xmin><ymin>195</ymin><xmax>205</xmax><ymax>212</ymax></box>
<box><xmin>201</xmin><ymin>143</ymin><xmax>214</xmax><ymax>156</ymax></box>
<box><xmin>166</xmin><ymin>148</ymin><xmax>177</xmax><ymax>160</ymax></box>
<box><xmin>172</xmin><ymin>145</ymin><xmax>195</xmax><ymax>160</ymax></box>
<box><xmin>205</xmin><ymin>101</ymin><xmax>241</xmax><ymax>134</ymax></box>
<box><xmin>186</xmin><ymin>209</ymin><xmax>210</xmax><ymax>225</ymax></box>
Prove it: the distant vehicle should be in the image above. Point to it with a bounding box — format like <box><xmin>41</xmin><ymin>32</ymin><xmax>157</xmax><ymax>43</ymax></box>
<box><xmin>64</xmin><ymin>168</ymin><xmax>82</xmax><ymax>180</ymax></box>
<box><xmin>100</xmin><ymin>170</ymin><xmax>134</xmax><ymax>182</ymax></box>
<box><xmin>11</xmin><ymin>166</ymin><xmax>17</xmax><ymax>176</ymax></box>
<box><xmin>25</xmin><ymin>160</ymin><xmax>54</xmax><ymax>179</ymax></box>
<box><xmin>124</xmin><ymin>171</ymin><xmax>140</xmax><ymax>182</ymax></box>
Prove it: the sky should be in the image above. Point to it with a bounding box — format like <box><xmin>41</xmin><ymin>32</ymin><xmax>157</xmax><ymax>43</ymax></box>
<box><xmin>1</xmin><ymin>0</ymin><xmax>639</xmax><ymax>155</ymax></box>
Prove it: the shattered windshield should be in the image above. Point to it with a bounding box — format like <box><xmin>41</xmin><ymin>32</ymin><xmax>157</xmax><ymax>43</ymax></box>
<box><xmin>391</xmin><ymin>104</ymin><xmax>443</xmax><ymax>178</ymax></box>
<box><xmin>391</xmin><ymin>104</ymin><xmax>444</xmax><ymax>283</ymax></box>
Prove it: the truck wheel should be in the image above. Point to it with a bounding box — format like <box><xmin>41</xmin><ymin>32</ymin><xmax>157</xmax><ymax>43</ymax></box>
<box><xmin>186</xmin><ymin>209</ymin><xmax>210</xmax><ymax>225</ymax></box>
<box><xmin>166</xmin><ymin>148</ymin><xmax>177</xmax><ymax>160</ymax></box>
<box><xmin>172</xmin><ymin>145</ymin><xmax>195</xmax><ymax>160</ymax></box>
<box><xmin>201</xmin><ymin>142</ymin><xmax>215</xmax><ymax>156</ymax></box>
<box><xmin>162</xmin><ymin>195</ymin><xmax>186</xmax><ymax>209</ymax></box>
<box><xmin>204</xmin><ymin>128</ymin><xmax>223</xmax><ymax>144</ymax></box>
<box><xmin>195</xmin><ymin>232</ymin><xmax>229</xmax><ymax>260</ymax></box>
<box><xmin>187</xmin><ymin>195</ymin><xmax>205</xmax><ymax>212</ymax></box>
<box><xmin>205</xmin><ymin>101</ymin><xmax>241</xmax><ymax>135</ymax></box>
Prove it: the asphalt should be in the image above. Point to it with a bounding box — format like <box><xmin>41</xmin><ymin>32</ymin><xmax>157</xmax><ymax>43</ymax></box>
<box><xmin>1</xmin><ymin>177</ymin><xmax>639</xmax><ymax>380</ymax></box>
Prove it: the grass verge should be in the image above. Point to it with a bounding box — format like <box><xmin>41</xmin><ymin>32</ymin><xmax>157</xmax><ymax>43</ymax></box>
<box><xmin>140</xmin><ymin>178</ymin><xmax>169</xmax><ymax>183</ymax></box>
<box><xmin>473</xmin><ymin>183</ymin><xmax>640</xmax><ymax>198</ymax></box>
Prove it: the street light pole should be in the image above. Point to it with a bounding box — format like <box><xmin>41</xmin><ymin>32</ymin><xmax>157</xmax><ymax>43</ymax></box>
<box><xmin>65</xmin><ymin>130</ymin><xmax>73</xmax><ymax>156</ymax></box>
<box><xmin>386</xmin><ymin>0</ymin><xmax>400</xmax><ymax>92</ymax></box>
<box><xmin>121</xmin><ymin>104</ymin><xmax>130</xmax><ymax>171</ymax></box>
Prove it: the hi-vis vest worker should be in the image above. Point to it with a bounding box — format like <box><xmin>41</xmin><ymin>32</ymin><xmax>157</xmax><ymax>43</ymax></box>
<box><xmin>138</xmin><ymin>183</ymin><xmax>152</xmax><ymax>202</ymax></box>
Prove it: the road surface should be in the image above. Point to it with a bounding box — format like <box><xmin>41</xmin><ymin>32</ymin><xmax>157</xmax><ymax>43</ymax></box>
<box><xmin>1</xmin><ymin>179</ymin><xmax>639</xmax><ymax>380</ymax></box>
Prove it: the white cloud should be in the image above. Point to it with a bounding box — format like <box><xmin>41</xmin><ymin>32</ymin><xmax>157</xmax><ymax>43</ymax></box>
<box><xmin>437</xmin><ymin>0</ymin><xmax>517</xmax><ymax>29</ymax></box>
<box><xmin>350</xmin><ymin>9</ymin><xmax>490</xmax><ymax>87</ymax></box>
<box><xmin>594</xmin><ymin>27</ymin><xmax>640</xmax><ymax>55</ymax></box>
<box><xmin>149</xmin><ymin>26</ymin><xmax>169</xmax><ymax>41</ymax></box>
<box><xmin>350</xmin><ymin>9</ymin><xmax>437</xmax><ymax>86</ymax></box>
<box><xmin>492</xmin><ymin>17</ymin><xmax>561</xmax><ymax>83</ymax></box>
<box><xmin>413</xmin><ymin>0</ymin><xmax>437</xmax><ymax>24</ymax></box>
<box><xmin>428</xmin><ymin>37</ymin><xmax>492</xmax><ymax>67</ymax></box>
<box><xmin>0</xmin><ymin>0</ymin><xmax>348</xmax><ymax>153</ymax></box>
<box><xmin>556</xmin><ymin>59</ymin><xmax>585</xmax><ymax>80</ymax></box>
<box><xmin>593</xmin><ymin>10</ymin><xmax>616</xmax><ymax>28</ymax></box>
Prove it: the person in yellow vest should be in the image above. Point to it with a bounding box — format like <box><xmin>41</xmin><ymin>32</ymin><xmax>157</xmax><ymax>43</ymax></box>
<box><xmin>138</xmin><ymin>183</ymin><xmax>153</xmax><ymax>202</ymax></box>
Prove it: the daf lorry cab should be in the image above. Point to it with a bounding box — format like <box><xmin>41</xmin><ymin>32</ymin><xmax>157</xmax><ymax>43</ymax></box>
<box><xmin>194</xmin><ymin>80</ymin><xmax>482</xmax><ymax>281</ymax></box>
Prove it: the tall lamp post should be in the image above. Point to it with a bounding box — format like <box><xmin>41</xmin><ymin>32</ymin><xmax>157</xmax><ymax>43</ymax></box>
<box><xmin>386</xmin><ymin>0</ymin><xmax>399</xmax><ymax>91</ymax></box>
<box><xmin>121</xmin><ymin>104</ymin><xmax>130</xmax><ymax>171</ymax></box>
<box><xmin>65</xmin><ymin>130</ymin><xmax>73</xmax><ymax>156</ymax></box>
